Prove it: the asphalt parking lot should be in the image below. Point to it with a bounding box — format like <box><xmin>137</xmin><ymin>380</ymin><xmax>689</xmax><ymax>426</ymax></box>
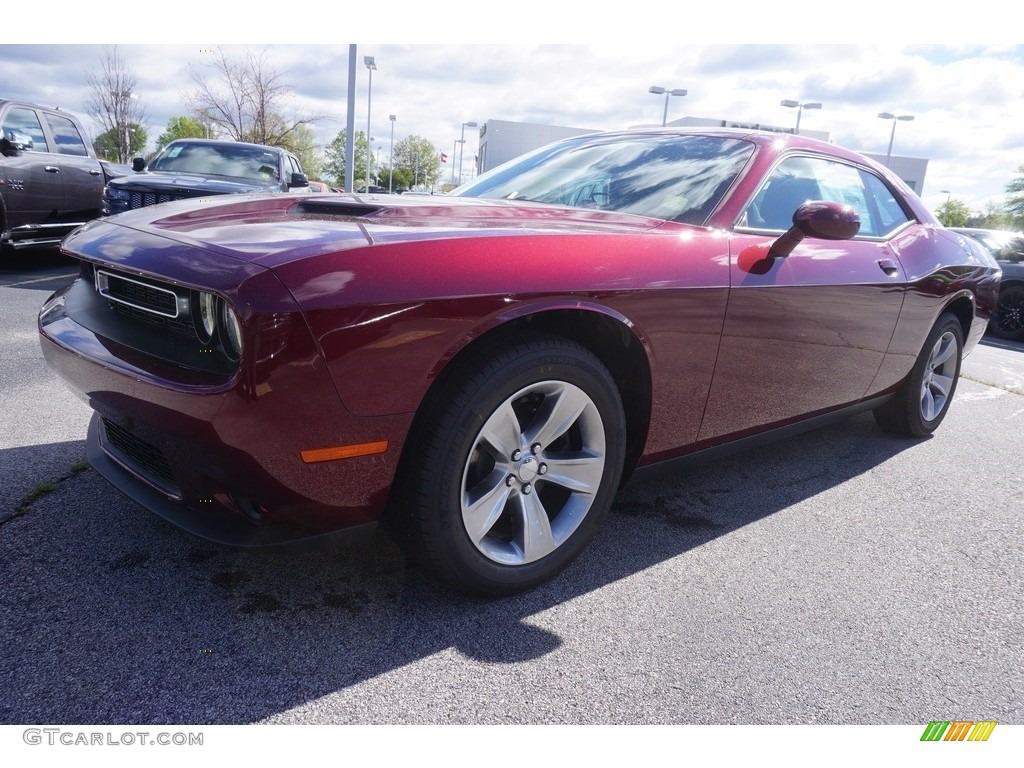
<box><xmin>1</xmin><ymin>250</ymin><xmax>1021</xmax><ymax>726</ymax></box>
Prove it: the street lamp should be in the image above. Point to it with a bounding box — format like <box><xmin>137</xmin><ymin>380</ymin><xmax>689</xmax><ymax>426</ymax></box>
<box><xmin>458</xmin><ymin>121</ymin><xmax>477</xmax><ymax>187</ymax></box>
<box><xmin>364</xmin><ymin>55</ymin><xmax>376</xmax><ymax>189</ymax></box>
<box><xmin>117</xmin><ymin>91</ymin><xmax>139</xmax><ymax>163</ymax></box>
<box><xmin>649</xmin><ymin>86</ymin><xmax>687</xmax><ymax>127</ymax></box>
<box><xmin>878</xmin><ymin>112</ymin><xmax>914</xmax><ymax>168</ymax></box>
<box><xmin>451</xmin><ymin>139</ymin><xmax>459</xmax><ymax>185</ymax></box>
<box><xmin>388</xmin><ymin>114</ymin><xmax>396</xmax><ymax>193</ymax></box>
<box><xmin>780</xmin><ymin>99</ymin><xmax>821</xmax><ymax>135</ymax></box>
<box><xmin>941</xmin><ymin>189</ymin><xmax>951</xmax><ymax>203</ymax></box>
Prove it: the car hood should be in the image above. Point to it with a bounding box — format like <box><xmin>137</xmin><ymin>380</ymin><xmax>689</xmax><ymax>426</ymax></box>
<box><xmin>107</xmin><ymin>173</ymin><xmax>280</xmax><ymax>195</ymax></box>
<box><xmin>73</xmin><ymin>192</ymin><xmax>684</xmax><ymax>269</ymax></box>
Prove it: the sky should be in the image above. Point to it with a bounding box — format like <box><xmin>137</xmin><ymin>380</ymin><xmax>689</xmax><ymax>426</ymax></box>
<box><xmin>4</xmin><ymin>5</ymin><xmax>1023</xmax><ymax>215</ymax></box>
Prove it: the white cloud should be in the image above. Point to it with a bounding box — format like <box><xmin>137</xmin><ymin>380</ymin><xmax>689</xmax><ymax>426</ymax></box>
<box><xmin>2</xmin><ymin>38</ymin><xmax>1022</xmax><ymax>212</ymax></box>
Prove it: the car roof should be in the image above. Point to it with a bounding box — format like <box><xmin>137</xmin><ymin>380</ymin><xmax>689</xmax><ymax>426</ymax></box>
<box><xmin>0</xmin><ymin>98</ymin><xmax>68</xmax><ymax>112</ymax></box>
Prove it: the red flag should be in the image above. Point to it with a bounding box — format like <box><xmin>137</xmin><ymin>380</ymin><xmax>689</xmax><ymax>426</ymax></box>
<box><xmin>440</xmin><ymin>153</ymin><xmax>448</xmax><ymax>163</ymax></box>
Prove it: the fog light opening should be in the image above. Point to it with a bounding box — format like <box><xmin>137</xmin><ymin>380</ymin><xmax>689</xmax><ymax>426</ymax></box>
<box><xmin>232</xmin><ymin>493</ymin><xmax>265</xmax><ymax>525</ymax></box>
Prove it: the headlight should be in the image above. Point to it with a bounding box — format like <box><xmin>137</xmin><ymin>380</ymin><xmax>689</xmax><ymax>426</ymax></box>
<box><xmin>104</xmin><ymin>186</ymin><xmax>130</xmax><ymax>202</ymax></box>
<box><xmin>220</xmin><ymin>301</ymin><xmax>244</xmax><ymax>360</ymax></box>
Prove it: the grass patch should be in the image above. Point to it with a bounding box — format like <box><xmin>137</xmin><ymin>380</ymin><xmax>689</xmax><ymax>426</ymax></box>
<box><xmin>23</xmin><ymin>481</ymin><xmax>59</xmax><ymax>504</ymax></box>
<box><xmin>1</xmin><ymin>460</ymin><xmax>93</xmax><ymax>527</ymax></box>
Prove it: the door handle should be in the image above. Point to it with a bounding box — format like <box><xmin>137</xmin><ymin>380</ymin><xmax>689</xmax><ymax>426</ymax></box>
<box><xmin>44</xmin><ymin>166</ymin><xmax>60</xmax><ymax>173</ymax></box>
<box><xmin>877</xmin><ymin>258</ymin><xmax>899</xmax><ymax>276</ymax></box>
<box><xmin>89</xmin><ymin>169</ymin><xmax>102</xmax><ymax>176</ymax></box>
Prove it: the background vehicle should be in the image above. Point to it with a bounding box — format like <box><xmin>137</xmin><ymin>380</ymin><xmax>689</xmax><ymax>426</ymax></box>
<box><xmin>40</xmin><ymin>129</ymin><xmax>1001</xmax><ymax>595</ymax></box>
<box><xmin>1</xmin><ymin>99</ymin><xmax>104</xmax><ymax>251</ymax></box>
<box><xmin>951</xmin><ymin>227</ymin><xmax>1024</xmax><ymax>262</ymax></box>
<box><xmin>102</xmin><ymin>138</ymin><xmax>308</xmax><ymax>215</ymax></box>
<box><xmin>949</xmin><ymin>228</ymin><xmax>1024</xmax><ymax>339</ymax></box>
<box><xmin>987</xmin><ymin>259</ymin><xmax>1024</xmax><ymax>340</ymax></box>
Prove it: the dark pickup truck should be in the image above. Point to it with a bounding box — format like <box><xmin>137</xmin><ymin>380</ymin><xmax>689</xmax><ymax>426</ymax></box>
<box><xmin>1</xmin><ymin>99</ymin><xmax>110</xmax><ymax>251</ymax></box>
<box><xmin>103</xmin><ymin>138</ymin><xmax>309</xmax><ymax>215</ymax></box>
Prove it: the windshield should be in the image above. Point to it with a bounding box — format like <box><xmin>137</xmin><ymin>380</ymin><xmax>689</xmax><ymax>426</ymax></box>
<box><xmin>452</xmin><ymin>133</ymin><xmax>755</xmax><ymax>225</ymax></box>
<box><xmin>149</xmin><ymin>142</ymin><xmax>281</xmax><ymax>182</ymax></box>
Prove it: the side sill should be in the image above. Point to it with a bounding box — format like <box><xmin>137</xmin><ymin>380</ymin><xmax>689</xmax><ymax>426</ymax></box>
<box><xmin>630</xmin><ymin>394</ymin><xmax>892</xmax><ymax>484</ymax></box>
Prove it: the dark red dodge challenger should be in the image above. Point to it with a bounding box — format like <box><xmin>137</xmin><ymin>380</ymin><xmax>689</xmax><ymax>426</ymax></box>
<box><xmin>39</xmin><ymin>129</ymin><xmax>1002</xmax><ymax>594</ymax></box>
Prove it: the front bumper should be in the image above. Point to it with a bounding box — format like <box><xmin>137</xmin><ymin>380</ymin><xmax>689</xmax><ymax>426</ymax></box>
<box><xmin>39</xmin><ymin>252</ymin><xmax>410</xmax><ymax>546</ymax></box>
<box><xmin>85</xmin><ymin>414</ymin><xmax>376</xmax><ymax>547</ymax></box>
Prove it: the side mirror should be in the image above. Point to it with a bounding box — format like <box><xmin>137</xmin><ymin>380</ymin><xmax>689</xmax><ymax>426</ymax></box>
<box><xmin>132</xmin><ymin>157</ymin><xmax>146</xmax><ymax>172</ymax></box>
<box><xmin>1</xmin><ymin>131</ymin><xmax>33</xmax><ymax>156</ymax></box>
<box><xmin>289</xmin><ymin>172</ymin><xmax>309</xmax><ymax>188</ymax></box>
<box><xmin>769</xmin><ymin>201</ymin><xmax>860</xmax><ymax>259</ymax></box>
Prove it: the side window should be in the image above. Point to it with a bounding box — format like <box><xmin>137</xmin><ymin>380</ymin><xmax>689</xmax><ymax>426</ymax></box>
<box><xmin>860</xmin><ymin>171</ymin><xmax>913</xmax><ymax>236</ymax></box>
<box><xmin>1</xmin><ymin>107</ymin><xmax>50</xmax><ymax>152</ymax></box>
<box><xmin>742</xmin><ymin>155</ymin><xmax>910</xmax><ymax>238</ymax></box>
<box><xmin>43</xmin><ymin>113</ymin><xmax>89</xmax><ymax>157</ymax></box>
<box><xmin>812</xmin><ymin>159</ymin><xmax>878</xmax><ymax>237</ymax></box>
<box><xmin>288</xmin><ymin>155</ymin><xmax>302</xmax><ymax>175</ymax></box>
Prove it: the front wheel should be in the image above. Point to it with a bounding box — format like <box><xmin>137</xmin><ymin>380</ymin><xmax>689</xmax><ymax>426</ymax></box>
<box><xmin>402</xmin><ymin>336</ymin><xmax>626</xmax><ymax>595</ymax></box>
<box><xmin>874</xmin><ymin>312</ymin><xmax>964</xmax><ymax>438</ymax></box>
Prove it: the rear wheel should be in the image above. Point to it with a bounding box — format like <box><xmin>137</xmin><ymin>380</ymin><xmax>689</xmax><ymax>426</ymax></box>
<box><xmin>403</xmin><ymin>335</ymin><xmax>626</xmax><ymax>595</ymax></box>
<box><xmin>988</xmin><ymin>285</ymin><xmax>1024</xmax><ymax>341</ymax></box>
<box><xmin>874</xmin><ymin>312</ymin><xmax>963</xmax><ymax>437</ymax></box>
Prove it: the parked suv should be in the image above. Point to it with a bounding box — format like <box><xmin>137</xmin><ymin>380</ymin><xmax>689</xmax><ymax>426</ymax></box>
<box><xmin>1</xmin><ymin>99</ymin><xmax>105</xmax><ymax>251</ymax></box>
<box><xmin>103</xmin><ymin>138</ymin><xmax>309</xmax><ymax>215</ymax></box>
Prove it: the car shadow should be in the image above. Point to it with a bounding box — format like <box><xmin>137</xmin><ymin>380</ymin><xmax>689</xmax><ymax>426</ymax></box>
<box><xmin>980</xmin><ymin>335</ymin><xmax>1024</xmax><ymax>353</ymax></box>
<box><xmin>1</xmin><ymin>413</ymin><xmax>919</xmax><ymax>724</ymax></box>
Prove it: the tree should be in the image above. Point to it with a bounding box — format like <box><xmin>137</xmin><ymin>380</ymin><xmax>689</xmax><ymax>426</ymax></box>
<box><xmin>323</xmin><ymin>130</ymin><xmax>371</xmax><ymax>188</ymax></box>
<box><xmin>1005</xmin><ymin>165</ymin><xmax>1024</xmax><ymax>229</ymax></box>
<box><xmin>967</xmin><ymin>201</ymin><xmax>1012</xmax><ymax>230</ymax></box>
<box><xmin>187</xmin><ymin>47</ymin><xmax>318</xmax><ymax>147</ymax></box>
<box><xmin>94</xmin><ymin>123</ymin><xmax>147</xmax><ymax>161</ymax></box>
<box><xmin>156</xmin><ymin>116</ymin><xmax>207</xmax><ymax>149</ymax></box>
<box><xmin>85</xmin><ymin>46</ymin><xmax>147</xmax><ymax>163</ymax></box>
<box><xmin>392</xmin><ymin>135</ymin><xmax>443</xmax><ymax>190</ymax></box>
<box><xmin>935</xmin><ymin>198</ymin><xmax>971</xmax><ymax>227</ymax></box>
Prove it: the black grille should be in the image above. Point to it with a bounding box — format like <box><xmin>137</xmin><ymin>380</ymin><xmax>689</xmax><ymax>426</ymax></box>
<box><xmin>101</xmin><ymin>418</ymin><xmax>181</xmax><ymax>498</ymax></box>
<box><xmin>101</xmin><ymin>272</ymin><xmax>178</xmax><ymax>316</ymax></box>
<box><xmin>110</xmin><ymin>301</ymin><xmax>195</xmax><ymax>336</ymax></box>
<box><xmin>130</xmin><ymin>191</ymin><xmax>186</xmax><ymax>210</ymax></box>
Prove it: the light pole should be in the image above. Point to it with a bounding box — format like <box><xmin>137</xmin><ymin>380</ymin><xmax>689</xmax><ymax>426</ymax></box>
<box><xmin>364</xmin><ymin>55</ymin><xmax>376</xmax><ymax>189</ymax></box>
<box><xmin>118</xmin><ymin>91</ymin><xmax>138</xmax><ymax>163</ymax></box>
<box><xmin>388</xmin><ymin>114</ymin><xmax>396</xmax><ymax>193</ymax></box>
<box><xmin>458</xmin><ymin>121</ymin><xmax>477</xmax><ymax>187</ymax></box>
<box><xmin>780</xmin><ymin>99</ymin><xmax>821</xmax><ymax>135</ymax></box>
<box><xmin>451</xmin><ymin>139</ymin><xmax>459</xmax><ymax>185</ymax></box>
<box><xmin>941</xmin><ymin>189</ymin><xmax>951</xmax><ymax>203</ymax></box>
<box><xmin>878</xmin><ymin>112</ymin><xmax>914</xmax><ymax>168</ymax></box>
<box><xmin>649</xmin><ymin>86</ymin><xmax>687</xmax><ymax>127</ymax></box>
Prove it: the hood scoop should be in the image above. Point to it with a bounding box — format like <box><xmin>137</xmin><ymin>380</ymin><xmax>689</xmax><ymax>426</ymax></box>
<box><xmin>291</xmin><ymin>199</ymin><xmax>384</xmax><ymax>218</ymax></box>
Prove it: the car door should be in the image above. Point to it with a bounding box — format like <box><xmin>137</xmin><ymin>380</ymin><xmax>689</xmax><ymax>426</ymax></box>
<box><xmin>40</xmin><ymin>109</ymin><xmax>103</xmax><ymax>223</ymax></box>
<box><xmin>698</xmin><ymin>154</ymin><xmax>914</xmax><ymax>442</ymax></box>
<box><xmin>0</xmin><ymin>104</ymin><xmax>62</xmax><ymax>229</ymax></box>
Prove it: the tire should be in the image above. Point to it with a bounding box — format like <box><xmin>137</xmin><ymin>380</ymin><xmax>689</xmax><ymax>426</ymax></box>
<box><xmin>403</xmin><ymin>335</ymin><xmax>626</xmax><ymax>595</ymax></box>
<box><xmin>874</xmin><ymin>312</ymin><xmax>964</xmax><ymax>438</ymax></box>
<box><xmin>987</xmin><ymin>285</ymin><xmax>1024</xmax><ymax>341</ymax></box>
